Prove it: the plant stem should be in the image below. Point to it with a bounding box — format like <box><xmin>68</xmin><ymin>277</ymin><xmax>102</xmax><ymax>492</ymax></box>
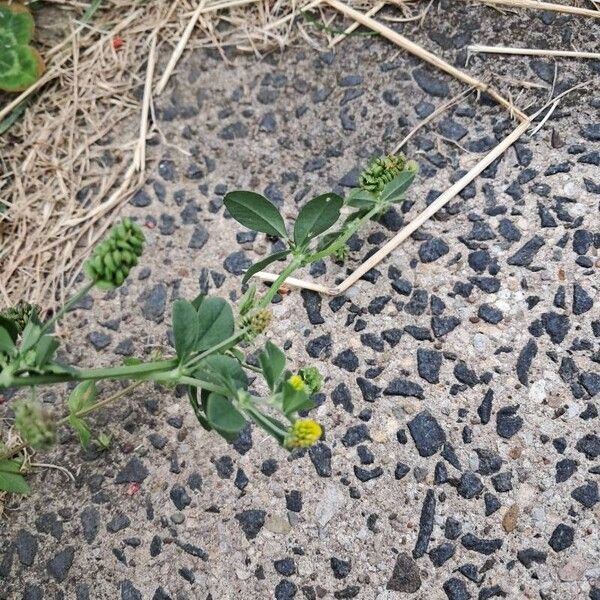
<box><xmin>183</xmin><ymin>331</ymin><xmax>247</xmax><ymax>371</ymax></box>
<box><xmin>57</xmin><ymin>381</ymin><xmax>144</xmax><ymax>425</ymax></box>
<box><xmin>258</xmin><ymin>257</ymin><xmax>303</xmax><ymax>308</ymax></box>
<box><xmin>176</xmin><ymin>376</ymin><xmax>230</xmax><ymax>396</ymax></box>
<box><xmin>7</xmin><ymin>359</ymin><xmax>178</xmax><ymax>388</ymax></box>
<box><xmin>42</xmin><ymin>281</ymin><xmax>95</xmax><ymax>334</ymax></box>
<box><xmin>306</xmin><ymin>204</ymin><xmax>381</xmax><ymax>263</ymax></box>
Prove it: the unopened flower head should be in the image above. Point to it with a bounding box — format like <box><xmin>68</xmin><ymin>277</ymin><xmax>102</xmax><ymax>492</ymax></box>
<box><xmin>284</xmin><ymin>419</ymin><xmax>322</xmax><ymax>449</ymax></box>
<box><xmin>85</xmin><ymin>218</ymin><xmax>145</xmax><ymax>289</ymax></box>
<box><xmin>14</xmin><ymin>400</ymin><xmax>55</xmax><ymax>449</ymax></box>
<box><xmin>359</xmin><ymin>153</ymin><xmax>406</xmax><ymax>194</ymax></box>
<box><xmin>243</xmin><ymin>309</ymin><xmax>272</xmax><ymax>340</ymax></box>
<box><xmin>299</xmin><ymin>366</ymin><xmax>322</xmax><ymax>394</ymax></box>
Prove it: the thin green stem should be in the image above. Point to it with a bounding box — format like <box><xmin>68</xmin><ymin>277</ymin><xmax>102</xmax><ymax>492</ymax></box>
<box><xmin>306</xmin><ymin>204</ymin><xmax>381</xmax><ymax>263</ymax></box>
<box><xmin>6</xmin><ymin>359</ymin><xmax>178</xmax><ymax>389</ymax></box>
<box><xmin>258</xmin><ymin>257</ymin><xmax>303</xmax><ymax>308</ymax></box>
<box><xmin>183</xmin><ymin>331</ymin><xmax>247</xmax><ymax>372</ymax></box>
<box><xmin>177</xmin><ymin>376</ymin><xmax>230</xmax><ymax>397</ymax></box>
<box><xmin>57</xmin><ymin>381</ymin><xmax>143</xmax><ymax>425</ymax></box>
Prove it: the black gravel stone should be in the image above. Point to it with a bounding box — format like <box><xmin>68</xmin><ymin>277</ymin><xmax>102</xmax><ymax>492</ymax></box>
<box><xmin>417</xmin><ymin>348</ymin><xmax>442</xmax><ymax>383</ymax></box>
<box><xmin>419</xmin><ymin>238</ymin><xmax>449</xmax><ymax>263</ymax></box>
<box><xmin>309</xmin><ymin>442</ymin><xmax>332</xmax><ymax>477</ymax></box>
<box><xmin>275</xmin><ymin>558</ymin><xmax>296</xmax><ymax>577</ymax></box>
<box><xmin>517</xmin><ymin>547</ymin><xmax>547</xmax><ymax>568</ymax></box>
<box><xmin>516</xmin><ymin>339</ymin><xmax>538</xmax><ymax>385</ymax></box>
<box><xmin>573</xmin><ymin>284</ymin><xmax>593</xmax><ymax>315</ymax></box>
<box><xmin>306</xmin><ymin>334</ymin><xmax>332</xmax><ymax>359</ymax></box>
<box><xmin>507</xmin><ymin>235</ymin><xmax>544</xmax><ymax>266</ymax></box>
<box><xmin>235</xmin><ymin>510</ymin><xmax>266</xmax><ymax>540</ymax></box>
<box><xmin>445</xmin><ymin>517</ymin><xmax>462</xmax><ymax>540</ymax></box>
<box><xmin>286</xmin><ymin>490</ymin><xmax>302</xmax><ymax>512</ymax></box>
<box><xmin>342</xmin><ymin>424</ymin><xmax>369</xmax><ymax>447</ymax></box>
<box><xmin>496</xmin><ymin>405</ymin><xmax>523</xmax><ymax>439</ymax></box>
<box><xmin>491</xmin><ymin>471</ymin><xmax>512</xmax><ymax>493</ymax></box>
<box><xmin>81</xmin><ymin>506</ymin><xmax>100</xmax><ymax>544</ymax></box>
<box><xmin>353</xmin><ymin>465</ymin><xmax>384</xmax><ymax>482</ymax></box>
<box><xmin>475</xmin><ymin>448</ymin><xmax>502</xmax><ymax>475</ymax></box>
<box><xmin>413</xmin><ymin>489</ymin><xmax>436</xmax><ymax>559</ymax></box>
<box><xmin>408</xmin><ymin>410</ymin><xmax>446</xmax><ymax>457</ymax></box>
<box><xmin>275</xmin><ymin>580</ymin><xmax>297</xmax><ymax>600</ymax></box>
<box><xmin>224</xmin><ymin>251</ymin><xmax>251</xmax><ymax>275</ymax></box>
<box><xmin>548</xmin><ymin>523</ymin><xmax>574</xmax><ymax>552</ymax></box>
<box><xmin>571</xmin><ymin>481</ymin><xmax>598</xmax><ymax>508</ymax></box>
<box><xmin>576</xmin><ymin>434</ymin><xmax>600</xmax><ymax>459</ymax></box>
<box><xmin>541</xmin><ymin>312</ymin><xmax>570</xmax><ymax>344</ymax></box>
<box><xmin>429</xmin><ymin>542</ymin><xmax>455</xmax><ymax>567</ymax></box>
<box><xmin>115</xmin><ymin>456</ymin><xmax>148</xmax><ymax>483</ymax></box>
<box><xmin>395</xmin><ymin>462</ymin><xmax>410</xmax><ymax>480</ymax></box>
<box><xmin>443</xmin><ymin>578</ymin><xmax>470</xmax><ymax>600</ymax></box>
<box><xmin>477</xmin><ymin>390</ymin><xmax>493</xmax><ymax>425</ymax></box>
<box><xmin>413</xmin><ymin>68</ymin><xmax>449</xmax><ymax>97</ymax></box>
<box><xmin>478</xmin><ymin>304</ymin><xmax>503</xmax><ymax>324</ymax></box>
<box><xmin>188</xmin><ymin>225</ymin><xmax>209</xmax><ymax>249</ymax></box>
<box><xmin>301</xmin><ymin>290</ymin><xmax>324</xmax><ymax>325</ymax></box>
<box><xmin>384</xmin><ymin>378</ymin><xmax>424</xmax><ymax>399</ymax></box>
<box><xmin>120</xmin><ymin>580</ymin><xmax>143</xmax><ymax>600</ymax></box>
<box><xmin>461</xmin><ymin>533</ymin><xmax>502</xmax><ymax>555</ymax></box>
<box><xmin>46</xmin><ymin>547</ymin><xmax>75</xmax><ymax>583</ymax></box>
<box><xmin>484</xmin><ymin>493</ymin><xmax>501</xmax><ymax>516</ymax></box>
<box><xmin>458</xmin><ymin>472</ymin><xmax>484</xmax><ymax>499</ymax></box>
<box><xmin>139</xmin><ymin>284</ymin><xmax>167</xmax><ymax>323</ymax></box>
<box><xmin>107</xmin><ymin>512</ymin><xmax>130</xmax><ymax>533</ymax></box>
<box><xmin>330</xmin><ymin>557</ymin><xmax>351</xmax><ymax>579</ymax></box>
<box><xmin>431</xmin><ymin>316</ymin><xmax>461</xmax><ymax>338</ymax></box>
<box><xmin>387</xmin><ymin>552</ymin><xmax>421</xmax><ymax>592</ymax></box>
<box><xmin>170</xmin><ymin>484</ymin><xmax>191</xmax><ymax>510</ymax></box>
<box><xmin>15</xmin><ymin>530</ymin><xmax>37</xmax><ymax>567</ymax></box>
<box><xmin>333</xmin><ymin>349</ymin><xmax>359</xmax><ymax>372</ymax></box>
<box><xmin>555</xmin><ymin>458</ymin><xmax>578</xmax><ymax>483</ymax></box>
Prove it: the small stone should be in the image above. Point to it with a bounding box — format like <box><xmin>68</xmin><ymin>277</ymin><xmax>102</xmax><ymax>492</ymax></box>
<box><xmin>502</xmin><ymin>504</ymin><xmax>520</xmax><ymax>533</ymax></box>
<box><xmin>408</xmin><ymin>411</ymin><xmax>446</xmax><ymax>457</ymax></box>
<box><xmin>571</xmin><ymin>481</ymin><xmax>598</xmax><ymax>508</ymax></box>
<box><xmin>507</xmin><ymin>235</ymin><xmax>545</xmax><ymax>266</ymax></box>
<box><xmin>170</xmin><ymin>484</ymin><xmax>191</xmax><ymax>510</ymax></box>
<box><xmin>442</xmin><ymin>578</ymin><xmax>470</xmax><ymax>600</ymax></box>
<box><xmin>573</xmin><ymin>284</ymin><xmax>593</xmax><ymax>315</ymax></box>
<box><xmin>429</xmin><ymin>543</ymin><xmax>455</xmax><ymax>567</ymax></box>
<box><xmin>115</xmin><ymin>457</ymin><xmax>149</xmax><ymax>483</ymax></box>
<box><xmin>517</xmin><ymin>547</ymin><xmax>547</xmax><ymax>568</ymax></box>
<box><xmin>461</xmin><ymin>533</ymin><xmax>503</xmax><ymax>555</ymax></box>
<box><xmin>541</xmin><ymin>312</ymin><xmax>570</xmax><ymax>344</ymax></box>
<box><xmin>548</xmin><ymin>523</ymin><xmax>574</xmax><ymax>552</ymax></box>
<box><xmin>417</xmin><ymin>349</ymin><xmax>442</xmax><ymax>384</ymax></box>
<box><xmin>457</xmin><ymin>472</ymin><xmax>484</xmax><ymax>499</ymax></box>
<box><xmin>15</xmin><ymin>530</ymin><xmax>38</xmax><ymax>567</ymax></box>
<box><xmin>413</xmin><ymin>68</ymin><xmax>450</xmax><ymax>97</ymax></box>
<box><xmin>413</xmin><ymin>489</ymin><xmax>436</xmax><ymax>558</ymax></box>
<box><xmin>419</xmin><ymin>238</ymin><xmax>449</xmax><ymax>263</ymax></box>
<box><xmin>333</xmin><ymin>349</ymin><xmax>359</xmax><ymax>372</ymax></box>
<box><xmin>46</xmin><ymin>547</ymin><xmax>75</xmax><ymax>583</ymax></box>
<box><xmin>387</xmin><ymin>552</ymin><xmax>421</xmax><ymax>592</ymax></box>
<box><xmin>384</xmin><ymin>378</ymin><xmax>424</xmax><ymax>399</ymax></box>
<box><xmin>235</xmin><ymin>510</ymin><xmax>266</xmax><ymax>540</ymax></box>
<box><xmin>107</xmin><ymin>513</ymin><xmax>130</xmax><ymax>533</ymax></box>
<box><xmin>496</xmin><ymin>405</ymin><xmax>523</xmax><ymax>439</ymax></box>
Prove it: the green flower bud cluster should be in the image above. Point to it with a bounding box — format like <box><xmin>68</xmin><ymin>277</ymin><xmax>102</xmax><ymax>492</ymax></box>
<box><xmin>85</xmin><ymin>218</ymin><xmax>145</xmax><ymax>288</ymax></box>
<box><xmin>299</xmin><ymin>366</ymin><xmax>322</xmax><ymax>395</ymax></box>
<box><xmin>359</xmin><ymin>153</ymin><xmax>407</xmax><ymax>194</ymax></box>
<box><xmin>242</xmin><ymin>309</ymin><xmax>272</xmax><ymax>340</ymax></box>
<box><xmin>333</xmin><ymin>244</ymin><xmax>350</xmax><ymax>264</ymax></box>
<box><xmin>14</xmin><ymin>400</ymin><xmax>55</xmax><ymax>449</ymax></box>
<box><xmin>0</xmin><ymin>300</ymin><xmax>39</xmax><ymax>334</ymax></box>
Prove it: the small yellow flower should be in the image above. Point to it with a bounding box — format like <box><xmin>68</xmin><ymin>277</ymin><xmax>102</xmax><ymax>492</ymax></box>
<box><xmin>288</xmin><ymin>374</ymin><xmax>305</xmax><ymax>391</ymax></box>
<box><xmin>284</xmin><ymin>419</ymin><xmax>322</xmax><ymax>449</ymax></box>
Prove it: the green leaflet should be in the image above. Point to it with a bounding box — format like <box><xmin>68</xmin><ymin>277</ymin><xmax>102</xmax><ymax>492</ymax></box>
<box><xmin>293</xmin><ymin>193</ymin><xmax>343</xmax><ymax>247</ymax></box>
<box><xmin>172</xmin><ymin>299</ymin><xmax>199</xmax><ymax>362</ymax></box>
<box><xmin>196</xmin><ymin>297</ymin><xmax>234</xmax><ymax>352</ymax></box>
<box><xmin>258</xmin><ymin>340</ymin><xmax>285</xmax><ymax>391</ymax></box>
<box><xmin>206</xmin><ymin>393</ymin><xmax>246</xmax><ymax>440</ymax></box>
<box><xmin>0</xmin><ymin>459</ymin><xmax>30</xmax><ymax>494</ymax></box>
<box><xmin>0</xmin><ymin>4</ymin><xmax>44</xmax><ymax>92</ymax></box>
<box><xmin>224</xmin><ymin>191</ymin><xmax>287</xmax><ymax>238</ymax></box>
<box><xmin>242</xmin><ymin>250</ymin><xmax>290</xmax><ymax>285</ymax></box>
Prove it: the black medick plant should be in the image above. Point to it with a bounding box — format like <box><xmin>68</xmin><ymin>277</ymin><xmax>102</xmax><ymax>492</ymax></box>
<box><xmin>0</xmin><ymin>153</ymin><xmax>418</xmax><ymax>495</ymax></box>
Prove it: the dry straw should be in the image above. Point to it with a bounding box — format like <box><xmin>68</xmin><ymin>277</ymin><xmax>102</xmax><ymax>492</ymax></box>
<box><xmin>0</xmin><ymin>0</ymin><xmax>595</xmax><ymax>311</ymax></box>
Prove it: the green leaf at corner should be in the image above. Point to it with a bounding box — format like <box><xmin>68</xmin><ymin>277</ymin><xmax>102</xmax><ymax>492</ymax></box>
<box><xmin>293</xmin><ymin>193</ymin><xmax>344</xmax><ymax>247</ymax></box>
<box><xmin>68</xmin><ymin>381</ymin><xmax>96</xmax><ymax>415</ymax></box>
<box><xmin>172</xmin><ymin>299</ymin><xmax>199</xmax><ymax>362</ymax></box>
<box><xmin>380</xmin><ymin>170</ymin><xmax>417</xmax><ymax>204</ymax></box>
<box><xmin>0</xmin><ymin>459</ymin><xmax>30</xmax><ymax>495</ymax></box>
<box><xmin>258</xmin><ymin>340</ymin><xmax>285</xmax><ymax>391</ymax></box>
<box><xmin>206</xmin><ymin>393</ymin><xmax>246</xmax><ymax>440</ymax></box>
<box><xmin>196</xmin><ymin>297</ymin><xmax>234</xmax><ymax>351</ymax></box>
<box><xmin>0</xmin><ymin>326</ymin><xmax>16</xmax><ymax>355</ymax></box>
<box><xmin>69</xmin><ymin>415</ymin><xmax>91</xmax><ymax>449</ymax></box>
<box><xmin>224</xmin><ymin>191</ymin><xmax>287</xmax><ymax>238</ymax></box>
<box><xmin>242</xmin><ymin>250</ymin><xmax>290</xmax><ymax>285</ymax></box>
<box><xmin>282</xmin><ymin>381</ymin><xmax>314</xmax><ymax>416</ymax></box>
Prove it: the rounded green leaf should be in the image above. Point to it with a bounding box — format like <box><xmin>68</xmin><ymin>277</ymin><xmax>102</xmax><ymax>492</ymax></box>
<box><xmin>172</xmin><ymin>299</ymin><xmax>199</xmax><ymax>362</ymax></box>
<box><xmin>206</xmin><ymin>393</ymin><xmax>246</xmax><ymax>439</ymax></box>
<box><xmin>293</xmin><ymin>193</ymin><xmax>344</xmax><ymax>247</ymax></box>
<box><xmin>224</xmin><ymin>191</ymin><xmax>287</xmax><ymax>238</ymax></box>
<box><xmin>196</xmin><ymin>297</ymin><xmax>234</xmax><ymax>351</ymax></box>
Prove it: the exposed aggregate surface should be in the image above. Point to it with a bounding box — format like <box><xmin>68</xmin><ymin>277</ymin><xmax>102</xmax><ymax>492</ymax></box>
<box><xmin>1</xmin><ymin>3</ymin><xmax>599</xmax><ymax>599</ymax></box>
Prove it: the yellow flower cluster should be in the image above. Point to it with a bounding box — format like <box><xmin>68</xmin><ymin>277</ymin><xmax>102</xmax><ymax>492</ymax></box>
<box><xmin>284</xmin><ymin>419</ymin><xmax>322</xmax><ymax>449</ymax></box>
<box><xmin>288</xmin><ymin>374</ymin><xmax>305</xmax><ymax>391</ymax></box>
